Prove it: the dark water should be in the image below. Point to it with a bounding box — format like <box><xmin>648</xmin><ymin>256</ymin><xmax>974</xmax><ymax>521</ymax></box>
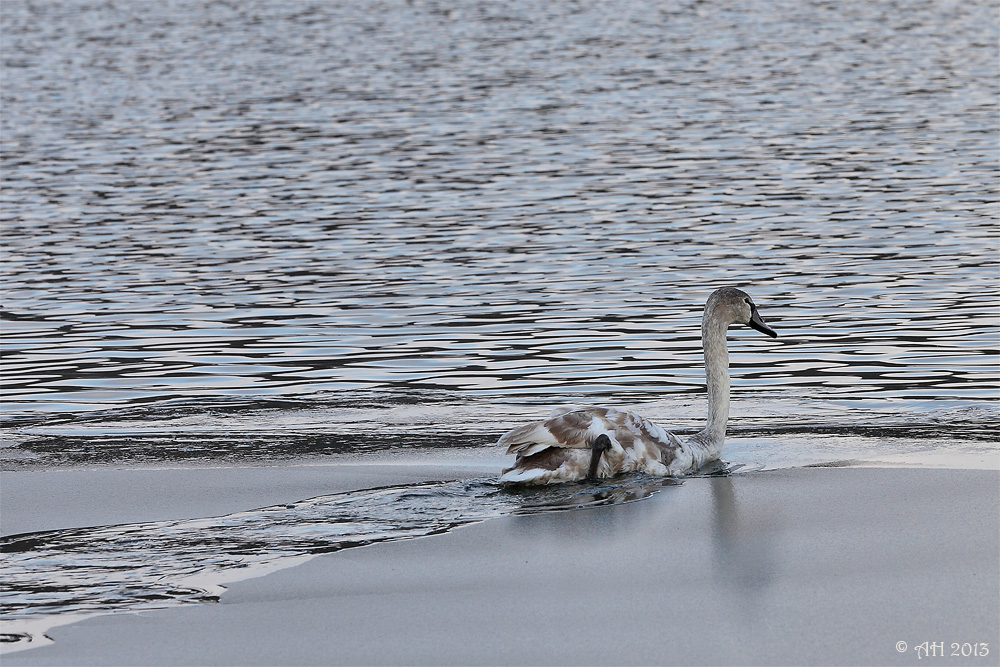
<box><xmin>0</xmin><ymin>0</ymin><xmax>998</xmax><ymax>652</ymax></box>
<box><xmin>2</xmin><ymin>0</ymin><xmax>998</xmax><ymax>470</ymax></box>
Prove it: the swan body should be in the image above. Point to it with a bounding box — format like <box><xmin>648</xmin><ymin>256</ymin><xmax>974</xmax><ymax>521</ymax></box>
<box><xmin>498</xmin><ymin>287</ymin><xmax>777</xmax><ymax>485</ymax></box>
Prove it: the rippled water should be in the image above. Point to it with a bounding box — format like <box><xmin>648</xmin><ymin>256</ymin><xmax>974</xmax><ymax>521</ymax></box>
<box><xmin>2</xmin><ymin>0</ymin><xmax>998</xmax><ymax>469</ymax></box>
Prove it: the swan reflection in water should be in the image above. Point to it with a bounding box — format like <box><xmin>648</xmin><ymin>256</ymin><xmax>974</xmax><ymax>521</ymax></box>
<box><xmin>502</xmin><ymin>461</ymin><xmax>777</xmax><ymax>622</ymax></box>
<box><xmin>505</xmin><ymin>475</ymin><xmax>683</xmax><ymax>514</ymax></box>
<box><xmin>710</xmin><ymin>474</ymin><xmax>778</xmax><ymax>616</ymax></box>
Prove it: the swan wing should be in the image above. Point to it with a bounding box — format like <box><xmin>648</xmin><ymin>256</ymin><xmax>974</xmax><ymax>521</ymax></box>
<box><xmin>498</xmin><ymin>407</ymin><xmax>612</xmax><ymax>456</ymax></box>
<box><xmin>498</xmin><ymin>407</ymin><xmax>681</xmax><ymax>457</ymax></box>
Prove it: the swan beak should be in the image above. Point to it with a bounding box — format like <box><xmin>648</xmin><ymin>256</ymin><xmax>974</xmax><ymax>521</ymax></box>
<box><xmin>748</xmin><ymin>306</ymin><xmax>777</xmax><ymax>338</ymax></box>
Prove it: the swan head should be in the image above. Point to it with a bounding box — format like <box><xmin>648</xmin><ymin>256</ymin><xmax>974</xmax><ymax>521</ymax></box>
<box><xmin>706</xmin><ymin>287</ymin><xmax>777</xmax><ymax>338</ymax></box>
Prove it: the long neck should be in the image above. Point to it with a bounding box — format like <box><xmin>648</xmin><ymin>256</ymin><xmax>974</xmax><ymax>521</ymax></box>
<box><xmin>695</xmin><ymin>311</ymin><xmax>730</xmax><ymax>450</ymax></box>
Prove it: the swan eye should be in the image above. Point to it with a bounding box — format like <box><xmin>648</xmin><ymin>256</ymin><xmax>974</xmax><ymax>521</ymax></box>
<box><xmin>744</xmin><ymin>298</ymin><xmax>751</xmax><ymax>304</ymax></box>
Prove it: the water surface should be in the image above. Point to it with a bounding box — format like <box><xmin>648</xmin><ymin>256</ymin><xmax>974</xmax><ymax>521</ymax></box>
<box><xmin>1</xmin><ymin>3</ymin><xmax>997</xmax><ymax>464</ymax></box>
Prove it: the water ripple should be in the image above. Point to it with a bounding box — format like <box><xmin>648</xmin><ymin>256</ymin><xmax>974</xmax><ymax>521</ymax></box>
<box><xmin>1</xmin><ymin>0</ymin><xmax>997</xmax><ymax>453</ymax></box>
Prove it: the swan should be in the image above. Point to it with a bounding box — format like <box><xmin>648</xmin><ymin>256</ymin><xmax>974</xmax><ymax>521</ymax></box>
<box><xmin>497</xmin><ymin>287</ymin><xmax>777</xmax><ymax>485</ymax></box>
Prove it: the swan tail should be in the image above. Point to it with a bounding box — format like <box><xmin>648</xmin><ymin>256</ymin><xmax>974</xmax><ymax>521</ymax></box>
<box><xmin>499</xmin><ymin>447</ymin><xmax>593</xmax><ymax>485</ymax></box>
<box><xmin>496</xmin><ymin>421</ymin><xmax>562</xmax><ymax>457</ymax></box>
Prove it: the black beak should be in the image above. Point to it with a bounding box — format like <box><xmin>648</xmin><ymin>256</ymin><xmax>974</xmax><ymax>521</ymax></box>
<box><xmin>748</xmin><ymin>305</ymin><xmax>777</xmax><ymax>338</ymax></box>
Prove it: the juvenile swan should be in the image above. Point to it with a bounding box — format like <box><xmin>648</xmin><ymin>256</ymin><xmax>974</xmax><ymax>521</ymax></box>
<box><xmin>498</xmin><ymin>287</ymin><xmax>777</xmax><ymax>485</ymax></box>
